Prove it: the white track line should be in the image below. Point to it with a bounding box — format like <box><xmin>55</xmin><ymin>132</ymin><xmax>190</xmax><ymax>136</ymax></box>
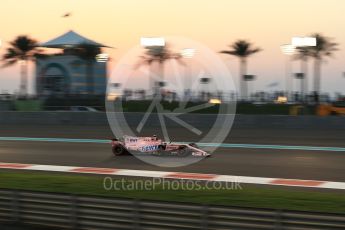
<box><xmin>0</xmin><ymin>162</ymin><xmax>344</xmax><ymax>190</ymax></box>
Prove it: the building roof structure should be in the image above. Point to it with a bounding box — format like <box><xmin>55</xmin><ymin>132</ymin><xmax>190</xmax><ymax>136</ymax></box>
<box><xmin>39</xmin><ymin>30</ymin><xmax>109</xmax><ymax>48</ymax></box>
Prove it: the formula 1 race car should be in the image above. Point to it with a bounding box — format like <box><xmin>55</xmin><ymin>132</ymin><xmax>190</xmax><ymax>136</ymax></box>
<box><xmin>111</xmin><ymin>135</ymin><xmax>210</xmax><ymax>157</ymax></box>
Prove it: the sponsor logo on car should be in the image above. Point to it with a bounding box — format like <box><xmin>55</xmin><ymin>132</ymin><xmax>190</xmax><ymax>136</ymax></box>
<box><xmin>129</xmin><ymin>138</ymin><xmax>138</xmax><ymax>142</ymax></box>
<box><xmin>140</xmin><ymin>145</ymin><xmax>159</xmax><ymax>152</ymax></box>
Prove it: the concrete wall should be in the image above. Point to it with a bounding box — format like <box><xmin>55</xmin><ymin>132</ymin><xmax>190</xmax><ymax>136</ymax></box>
<box><xmin>0</xmin><ymin>102</ymin><xmax>13</xmax><ymax>111</ymax></box>
<box><xmin>0</xmin><ymin>112</ymin><xmax>344</xmax><ymax>130</ymax></box>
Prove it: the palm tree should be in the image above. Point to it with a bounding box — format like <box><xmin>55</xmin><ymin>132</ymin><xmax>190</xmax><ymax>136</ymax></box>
<box><xmin>72</xmin><ymin>43</ymin><xmax>102</xmax><ymax>95</ymax></box>
<box><xmin>1</xmin><ymin>35</ymin><xmax>40</xmax><ymax>96</ymax></box>
<box><xmin>137</xmin><ymin>45</ymin><xmax>183</xmax><ymax>97</ymax></box>
<box><xmin>307</xmin><ymin>33</ymin><xmax>338</xmax><ymax>94</ymax></box>
<box><xmin>220</xmin><ymin>40</ymin><xmax>261</xmax><ymax>100</ymax></box>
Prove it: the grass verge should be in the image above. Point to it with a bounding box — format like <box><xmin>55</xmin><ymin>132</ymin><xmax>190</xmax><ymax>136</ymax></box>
<box><xmin>0</xmin><ymin>170</ymin><xmax>344</xmax><ymax>213</ymax></box>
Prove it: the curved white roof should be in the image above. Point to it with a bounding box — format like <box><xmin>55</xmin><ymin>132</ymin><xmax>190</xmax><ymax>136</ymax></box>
<box><xmin>39</xmin><ymin>30</ymin><xmax>109</xmax><ymax>48</ymax></box>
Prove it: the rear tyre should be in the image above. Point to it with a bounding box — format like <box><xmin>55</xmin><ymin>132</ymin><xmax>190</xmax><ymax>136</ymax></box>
<box><xmin>178</xmin><ymin>146</ymin><xmax>190</xmax><ymax>157</ymax></box>
<box><xmin>156</xmin><ymin>145</ymin><xmax>166</xmax><ymax>156</ymax></box>
<box><xmin>112</xmin><ymin>145</ymin><xmax>126</xmax><ymax>156</ymax></box>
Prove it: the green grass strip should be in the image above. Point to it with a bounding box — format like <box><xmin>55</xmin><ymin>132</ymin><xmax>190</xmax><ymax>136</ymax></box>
<box><xmin>0</xmin><ymin>170</ymin><xmax>344</xmax><ymax>213</ymax></box>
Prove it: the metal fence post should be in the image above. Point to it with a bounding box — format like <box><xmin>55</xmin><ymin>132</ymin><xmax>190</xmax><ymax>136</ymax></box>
<box><xmin>201</xmin><ymin>204</ymin><xmax>209</xmax><ymax>230</ymax></box>
<box><xmin>11</xmin><ymin>190</ymin><xmax>20</xmax><ymax>223</ymax></box>
<box><xmin>70</xmin><ymin>194</ymin><xmax>78</xmax><ymax>229</ymax></box>
<box><xmin>275</xmin><ymin>209</ymin><xmax>283</xmax><ymax>229</ymax></box>
<box><xmin>132</xmin><ymin>199</ymin><xmax>140</xmax><ymax>229</ymax></box>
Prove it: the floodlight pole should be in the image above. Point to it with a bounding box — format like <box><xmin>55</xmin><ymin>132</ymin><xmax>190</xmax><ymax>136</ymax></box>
<box><xmin>181</xmin><ymin>48</ymin><xmax>195</xmax><ymax>101</ymax></box>
<box><xmin>140</xmin><ymin>37</ymin><xmax>166</xmax><ymax>98</ymax></box>
<box><xmin>291</xmin><ymin>37</ymin><xmax>317</xmax><ymax>103</ymax></box>
<box><xmin>281</xmin><ymin>44</ymin><xmax>296</xmax><ymax>101</ymax></box>
<box><xmin>301</xmin><ymin>58</ymin><xmax>308</xmax><ymax>101</ymax></box>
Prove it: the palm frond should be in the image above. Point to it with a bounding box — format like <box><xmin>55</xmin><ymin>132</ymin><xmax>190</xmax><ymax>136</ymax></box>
<box><xmin>2</xmin><ymin>35</ymin><xmax>40</xmax><ymax>67</ymax></box>
<box><xmin>307</xmin><ymin>33</ymin><xmax>338</xmax><ymax>59</ymax></box>
<box><xmin>1</xmin><ymin>59</ymin><xmax>17</xmax><ymax>68</ymax></box>
<box><xmin>139</xmin><ymin>44</ymin><xmax>182</xmax><ymax>67</ymax></box>
<box><xmin>220</xmin><ymin>40</ymin><xmax>261</xmax><ymax>58</ymax></box>
<box><xmin>219</xmin><ymin>50</ymin><xmax>237</xmax><ymax>55</ymax></box>
<box><xmin>294</xmin><ymin>46</ymin><xmax>312</xmax><ymax>61</ymax></box>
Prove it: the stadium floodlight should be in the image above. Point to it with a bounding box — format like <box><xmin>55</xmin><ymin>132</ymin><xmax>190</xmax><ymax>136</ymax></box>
<box><xmin>280</xmin><ymin>44</ymin><xmax>296</xmax><ymax>55</ymax></box>
<box><xmin>180</xmin><ymin>48</ymin><xmax>195</xmax><ymax>58</ymax></box>
<box><xmin>140</xmin><ymin>37</ymin><xmax>165</xmax><ymax>47</ymax></box>
<box><xmin>209</xmin><ymin>98</ymin><xmax>222</xmax><ymax>104</ymax></box>
<box><xmin>95</xmin><ymin>53</ymin><xmax>109</xmax><ymax>62</ymax></box>
<box><xmin>291</xmin><ymin>37</ymin><xmax>317</xmax><ymax>47</ymax></box>
<box><xmin>107</xmin><ymin>93</ymin><xmax>119</xmax><ymax>101</ymax></box>
<box><xmin>274</xmin><ymin>96</ymin><xmax>288</xmax><ymax>104</ymax></box>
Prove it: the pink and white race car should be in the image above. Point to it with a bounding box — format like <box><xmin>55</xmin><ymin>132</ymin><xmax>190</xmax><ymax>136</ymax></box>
<box><xmin>111</xmin><ymin>135</ymin><xmax>210</xmax><ymax>157</ymax></box>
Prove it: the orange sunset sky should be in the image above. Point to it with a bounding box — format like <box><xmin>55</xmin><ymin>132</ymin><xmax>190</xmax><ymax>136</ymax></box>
<box><xmin>0</xmin><ymin>0</ymin><xmax>344</xmax><ymax>94</ymax></box>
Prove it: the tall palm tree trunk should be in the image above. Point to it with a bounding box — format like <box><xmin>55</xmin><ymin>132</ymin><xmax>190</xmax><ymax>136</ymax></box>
<box><xmin>20</xmin><ymin>60</ymin><xmax>28</xmax><ymax>96</ymax></box>
<box><xmin>158</xmin><ymin>62</ymin><xmax>165</xmax><ymax>99</ymax></box>
<box><xmin>150</xmin><ymin>62</ymin><xmax>161</xmax><ymax>97</ymax></box>
<box><xmin>313</xmin><ymin>57</ymin><xmax>322</xmax><ymax>93</ymax></box>
<box><xmin>240</xmin><ymin>58</ymin><xmax>247</xmax><ymax>100</ymax></box>
<box><xmin>285</xmin><ymin>56</ymin><xmax>293</xmax><ymax>99</ymax></box>
<box><xmin>149</xmin><ymin>64</ymin><xmax>154</xmax><ymax>97</ymax></box>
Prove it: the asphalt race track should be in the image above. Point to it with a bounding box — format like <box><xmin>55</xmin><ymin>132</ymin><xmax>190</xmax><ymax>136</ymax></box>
<box><xmin>0</xmin><ymin>123</ymin><xmax>344</xmax><ymax>182</ymax></box>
